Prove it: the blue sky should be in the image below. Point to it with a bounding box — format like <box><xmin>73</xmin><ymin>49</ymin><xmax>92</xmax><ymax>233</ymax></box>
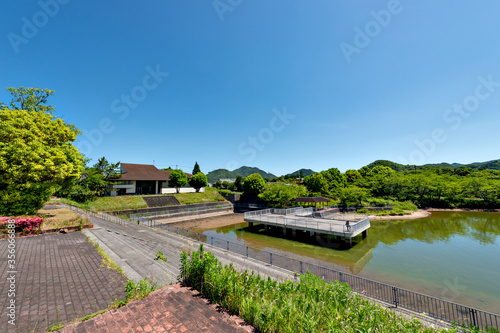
<box><xmin>2</xmin><ymin>1</ymin><xmax>500</xmax><ymax>175</ymax></box>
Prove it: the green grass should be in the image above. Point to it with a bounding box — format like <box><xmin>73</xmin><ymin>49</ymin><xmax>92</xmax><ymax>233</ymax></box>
<box><xmin>173</xmin><ymin>187</ymin><xmax>225</xmax><ymax>205</ymax></box>
<box><xmin>61</xmin><ymin>196</ymin><xmax>148</xmax><ymax>212</ymax></box>
<box><xmin>179</xmin><ymin>245</ymin><xmax>497</xmax><ymax>333</ymax></box>
<box><xmin>87</xmin><ymin>237</ymin><xmax>126</xmax><ymax>277</ymax></box>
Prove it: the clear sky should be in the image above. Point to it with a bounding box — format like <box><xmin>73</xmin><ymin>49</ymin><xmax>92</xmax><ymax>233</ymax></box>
<box><xmin>2</xmin><ymin>1</ymin><xmax>500</xmax><ymax>175</ymax></box>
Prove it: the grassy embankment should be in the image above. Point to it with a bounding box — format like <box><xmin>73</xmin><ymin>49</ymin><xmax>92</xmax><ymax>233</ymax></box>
<box><xmin>59</xmin><ymin>187</ymin><xmax>225</xmax><ymax>212</ymax></box>
<box><xmin>180</xmin><ymin>245</ymin><xmax>497</xmax><ymax>333</ymax></box>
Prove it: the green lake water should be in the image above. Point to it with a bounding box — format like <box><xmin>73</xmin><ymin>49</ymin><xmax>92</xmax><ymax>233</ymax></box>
<box><xmin>194</xmin><ymin>211</ymin><xmax>500</xmax><ymax>314</ymax></box>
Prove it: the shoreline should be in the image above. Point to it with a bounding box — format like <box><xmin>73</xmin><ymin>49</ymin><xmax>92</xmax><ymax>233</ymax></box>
<box><xmin>367</xmin><ymin>209</ymin><xmax>431</xmax><ymax>221</ymax></box>
<box><xmin>169</xmin><ymin>207</ymin><xmax>500</xmax><ymax>229</ymax></box>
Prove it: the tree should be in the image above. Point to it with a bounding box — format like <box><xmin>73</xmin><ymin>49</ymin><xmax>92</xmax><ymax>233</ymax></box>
<box><xmin>0</xmin><ymin>109</ymin><xmax>83</xmax><ymax>215</ymax></box>
<box><xmin>344</xmin><ymin>169</ymin><xmax>362</xmax><ymax>183</ymax></box>
<box><xmin>320</xmin><ymin>168</ymin><xmax>346</xmax><ymax>197</ymax></box>
<box><xmin>304</xmin><ymin>173</ymin><xmax>329</xmax><ymax>196</ymax></box>
<box><xmin>192</xmin><ymin>161</ymin><xmax>201</xmax><ymax>175</ymax></box>
<box><xmin>234</xmin><ymin>176</ymin><xmax>243</xmax><ymax>191</ymax></box>
<box><xmin>339</xmin><ymin>186</ymin><xmax>371</xmax><ymax>204</ymax></box>
<box><xmin>93</xmin><ymin>157</ymin><xmax>121</xmax><ymax>179</ymax></box>
<box><xmin>56</xmin><ymin>157</ymin><xmax>121</xmax><ymax>202</ymax></box>
<box><xmin>6</xmin><ymin>87</ymin><xmax>55</xmax><ymax>114</ymax></box>
<box><xmin>189</xmin><ymin>172</ymin><xmax>208</xmax><ymax>192</ymax></box>
<box><xmin>242</xmin><ymin>173</ymin><xmax>265</xmax><ymax>196</ymax></box>
<box><xmin>169</xmin><ymin>169</ymin><xmax>188</xmax><ymax>193</ymax></box>
<box><xmin>259</xmin><ymin>183</ymin><xmax>308</xmax><ymax>208</ymax></box>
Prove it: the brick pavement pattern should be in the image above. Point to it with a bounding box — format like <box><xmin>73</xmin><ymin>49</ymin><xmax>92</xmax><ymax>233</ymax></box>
<box><xmin>61</xmin><ymin>283</ymin><xmax>253</xmax><ymax>333</ymax></box>
<box><xmin>0</xmin><ymin>232</ymin><xmax>128</xmax><ymax>333</ymax></box>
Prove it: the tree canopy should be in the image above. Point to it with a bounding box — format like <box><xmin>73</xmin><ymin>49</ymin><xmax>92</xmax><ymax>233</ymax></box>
<box><xmin>259</xmin><ymin>182</ymin><xmax>308</xmax><ymax>208</ymax></box>
<box><xmin>189</xmin><ymin>172</ymin><xmax>208</xmax><ymax>192</ymax></box>
<box><xmin>242</xmin><ymin>173</ymin><xmax>266</xmax><ymax>196</ymax></box>
<box><xmin>0</xmin><ymin>109</ymin><xmax>83</xmax><ymax>215</ymax></box>
<box><xmin>169</xmin><ymin>169</ymin><xmax>188</xmax><ymax>193</ymax></box>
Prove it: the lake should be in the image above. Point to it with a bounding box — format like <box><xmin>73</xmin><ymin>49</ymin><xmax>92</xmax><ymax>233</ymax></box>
<box><xmin>194</xmin><ymin>211</ymin><xmax>500</xmax><ymax>314</ymax></box>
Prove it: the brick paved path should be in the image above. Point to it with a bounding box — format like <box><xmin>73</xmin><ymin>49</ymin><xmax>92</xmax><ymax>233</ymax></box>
<box><xmin>0</xmin><ymin>232</ymin><xmax>128</xmax><ymax>333</ymax></box>
<box><xmin>61</xmin><ymin>284</ymin><xmax>252</xmax><ymax>333</ymax></box>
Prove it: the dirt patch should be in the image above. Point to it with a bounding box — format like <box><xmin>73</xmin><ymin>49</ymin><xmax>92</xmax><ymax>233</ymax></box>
<box><xmin>170</xmin><ymin>213</ymin><xmax>245</xmax><ymax>230</ymax></box>
<box><xmin>367</xmin><ymin>209</ymin><xmax>432</xmax><ymax>221</ymax></box>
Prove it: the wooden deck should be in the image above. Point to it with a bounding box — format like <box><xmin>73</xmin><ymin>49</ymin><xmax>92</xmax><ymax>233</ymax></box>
<box><xmin>244</xmin><ymin>207</ymin><xmax>370</xmax><ymax>240</ymax></box>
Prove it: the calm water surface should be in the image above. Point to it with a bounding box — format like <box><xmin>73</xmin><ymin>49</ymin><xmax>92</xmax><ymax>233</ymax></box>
<box><xmin>195</xmin><ymin>211</ymin><xmax>500</xmax><ymax>314</ymax></box>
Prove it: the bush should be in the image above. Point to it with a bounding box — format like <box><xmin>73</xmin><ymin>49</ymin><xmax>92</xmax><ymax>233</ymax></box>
<box><xmin>178</xmin><ymin>246</ymin><xmax>467</xmax><ymax>333</ymax></box>
<box><xmin>0</xmin><ymin>216</ymin><xmax>44</xmax><ymax>234</ymax></box>
<box><xmin>218</xmin><ymin>189</ymin><xmax>232</xmax><ymax>197</ymax></box>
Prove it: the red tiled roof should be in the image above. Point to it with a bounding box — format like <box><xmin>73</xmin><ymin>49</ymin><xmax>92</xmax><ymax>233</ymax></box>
<box><xmin>118</xmin><ymin>163</ymin><xmax>192</xmax><ymax>181</ymax></box>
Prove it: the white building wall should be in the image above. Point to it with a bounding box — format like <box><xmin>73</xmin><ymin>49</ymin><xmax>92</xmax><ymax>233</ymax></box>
<box><xmin>161</xmin><ymin>187</ymin><xmax>205</xmax><ymax>194</ymax></box>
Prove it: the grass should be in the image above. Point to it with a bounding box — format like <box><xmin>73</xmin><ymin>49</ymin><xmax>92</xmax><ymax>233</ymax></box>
<box><xmin>355</xmin><ymin>200</ymin><xmax>419</xmax><ymax>216</ymax></box>
<box><xmin>173</xmin><ymin>187</ymin><xmax>225</xmax><ymax>205</ymax></box>
<box><xmin>61</xmin><ymin>196</ymin><xmax>148</xmax><ymax>212</ymax></box>
<box><xmin>179</xmin><ymin>246</ymin><xmax>499</xmax><ymax>333</ymax></box>
<box><xmin>59</xmin><ymin>187</ymin><xmax>225</xmax><ymax>212</ymax></box>
<box><xmin>38</xmin><ymin>207</ymin><xmax>89</xmax><ymax>230</ymax></box>
<box><xmin>86</xmin><ymin>237</ymin><xmax>125</xmax><ymax>277</ymax></box>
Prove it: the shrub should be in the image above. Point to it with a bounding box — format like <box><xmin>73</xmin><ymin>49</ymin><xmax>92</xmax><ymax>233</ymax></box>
<box><xmin>0</xmin><ymin>216</ymin><xmax>44</xmax><ymax>234</ymax></box>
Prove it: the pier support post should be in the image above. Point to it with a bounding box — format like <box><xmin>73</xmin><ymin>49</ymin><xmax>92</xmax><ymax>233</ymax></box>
<box><xmin>265</xmin><ymin>225</ymin><xmax>269</xmax><ymax>232</ymax></box>
<box><xmin>283</xmin><ymin>227</ymin><xmax>287</xmax><ymax>236</ymax></box>
<box><xmin>316</xmin><ymin>234</ymin><xmax>322</xmax><ymax>243</ymax></box>
<box><xmin>345</xmin><ymin>237</ymin><xmax>352</xmax><ymax>247</ymax></box>
<box><xmin>291</xmin><ymin>229</ymin><xmax>297</xmax><ymax>238</ymax></box>
<box><xmin>362</xmin><ymin>230</ymin><xmax>367</xmax><ymax>239</ymax></box>
<box><xmin>249</xmin><ymin>222</ymin><xmax>253</xmax><ymax>228</ymax></box>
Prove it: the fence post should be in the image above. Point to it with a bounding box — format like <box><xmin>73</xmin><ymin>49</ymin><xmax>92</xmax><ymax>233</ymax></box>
<box><xmin>392</xmin><ymin>287</ymin><xmax>399</xmax><ymax>308</ymax></box>
<box><xmin>227</xmin><ymin>240</ymin><xmax>229</xmax><ymax>251</ymax></box>
<box><xmin>469</xmin><ymin>308</ymin><xmax>477</xmax><ymax>327</ymax></box>
<box><xmin>270</xmin><ymin>253</ymin><xmax>273</xmax><ymax>265</ymax></box>
<box><xmin>339</xmin><ymin>272</ymin><xmax>343</xmax><ymax>283</ymax></box>
<box><xmin>246</xmin><ymin>246</ymin><xmax>249</xmax><ymax>257</ymax></box>
<box><xmin>198</xmin><ymin>233</ymin><xmax>200</xmax><ymax>241</ymax></box>
<box><xmin>211</xmin><ymin>236</ymin><xmax>213</xmax><ymax>245</ymax></box>
<box><xmin>300</xmin><ymin>261</ymin><xmax>303</xmax><ymax>274</ymax></box>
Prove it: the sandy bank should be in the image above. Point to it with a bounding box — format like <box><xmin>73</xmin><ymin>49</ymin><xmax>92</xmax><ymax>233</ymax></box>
<box><xmin>367</xmin><ymin>209</ymin><xmax>432</xmax><ymax>221</ymax></box>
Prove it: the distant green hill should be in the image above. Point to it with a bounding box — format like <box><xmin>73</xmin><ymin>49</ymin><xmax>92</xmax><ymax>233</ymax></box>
<box><xmin>207</xmin><ymin>166</ymin><xmax>277</xmax><ymax>183</ymax></box>
<box><xmin>285</xmin><ymin>169</ymin><xmax>316</xmax><ymax>177</ymax></box>
<box><xmin>366</xmin><ymin>159</ymin><xmax>500</xmax><ymax>171</ymax></box>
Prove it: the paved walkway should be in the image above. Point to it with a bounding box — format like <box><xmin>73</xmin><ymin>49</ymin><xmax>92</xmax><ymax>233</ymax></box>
<box><xmin>61</xmin><ymin>284</ymin><xmax>252</xmax><ymax>333</ymax></box>
<box><xmin>0</xmin><ymin>232</ymin><xmax>127</xmax><ymax>333</ymax></box>
<box><xmin>83</xmin><ymin>212</ymin><xmax>295</xmax><ymax>288</ymax></box>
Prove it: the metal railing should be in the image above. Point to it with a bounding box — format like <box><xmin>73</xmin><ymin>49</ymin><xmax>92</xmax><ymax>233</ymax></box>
<box><xmin>245</xmin><ymin>208</ymin><xmax>370</xmax><ymax>236</ymax></box>
<box><xmin>66</xmin><ymin>204</ymin><xmax>499</xmax><ymax>331</ymax></box>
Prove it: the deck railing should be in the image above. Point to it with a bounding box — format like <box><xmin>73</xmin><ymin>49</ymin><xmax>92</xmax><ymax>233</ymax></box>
<box><xmin>66</xmin><ymin>204</ymin><xmax>500</xmax><ymax>331</ymax></box>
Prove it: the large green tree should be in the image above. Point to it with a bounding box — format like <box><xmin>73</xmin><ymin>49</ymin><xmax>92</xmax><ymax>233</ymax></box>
<box><xmin>189</xmin><ymin>172</ymin><xmax>208</xmax><ymax>192</ymax></box>
<box><xmin>304</xmin><ymin>173</ymin><xmax>329</xmax><ymax>196</ymax></box>
<box><xmin>0</xmin><ymin>109</ymin><xmax>83</xmax><ymax>215</ymax></box>
<box><xmin>259</xmin><ymin>182</ymin><xmax>308</xmax><ymax>208</ymax></box>
<box><xmin>169</xmin><ymin>169</ymin><xmax>188</xmax><ymax>193</ymax></box>
<box><xmin>242</xmin><ymin>173</ymin><xmax>266</xmax><ymax>196</ymax></box>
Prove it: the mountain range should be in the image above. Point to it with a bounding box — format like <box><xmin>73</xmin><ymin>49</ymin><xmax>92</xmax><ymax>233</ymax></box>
<box><xmin>206</xmin><ymin>159</ymin><xmax>500</xmax><ymax>183</ymax></box>
<box><xmin>206</xmin><ymin>166</ymin><xmax>277</xmax><ymax>183</ymax></box>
